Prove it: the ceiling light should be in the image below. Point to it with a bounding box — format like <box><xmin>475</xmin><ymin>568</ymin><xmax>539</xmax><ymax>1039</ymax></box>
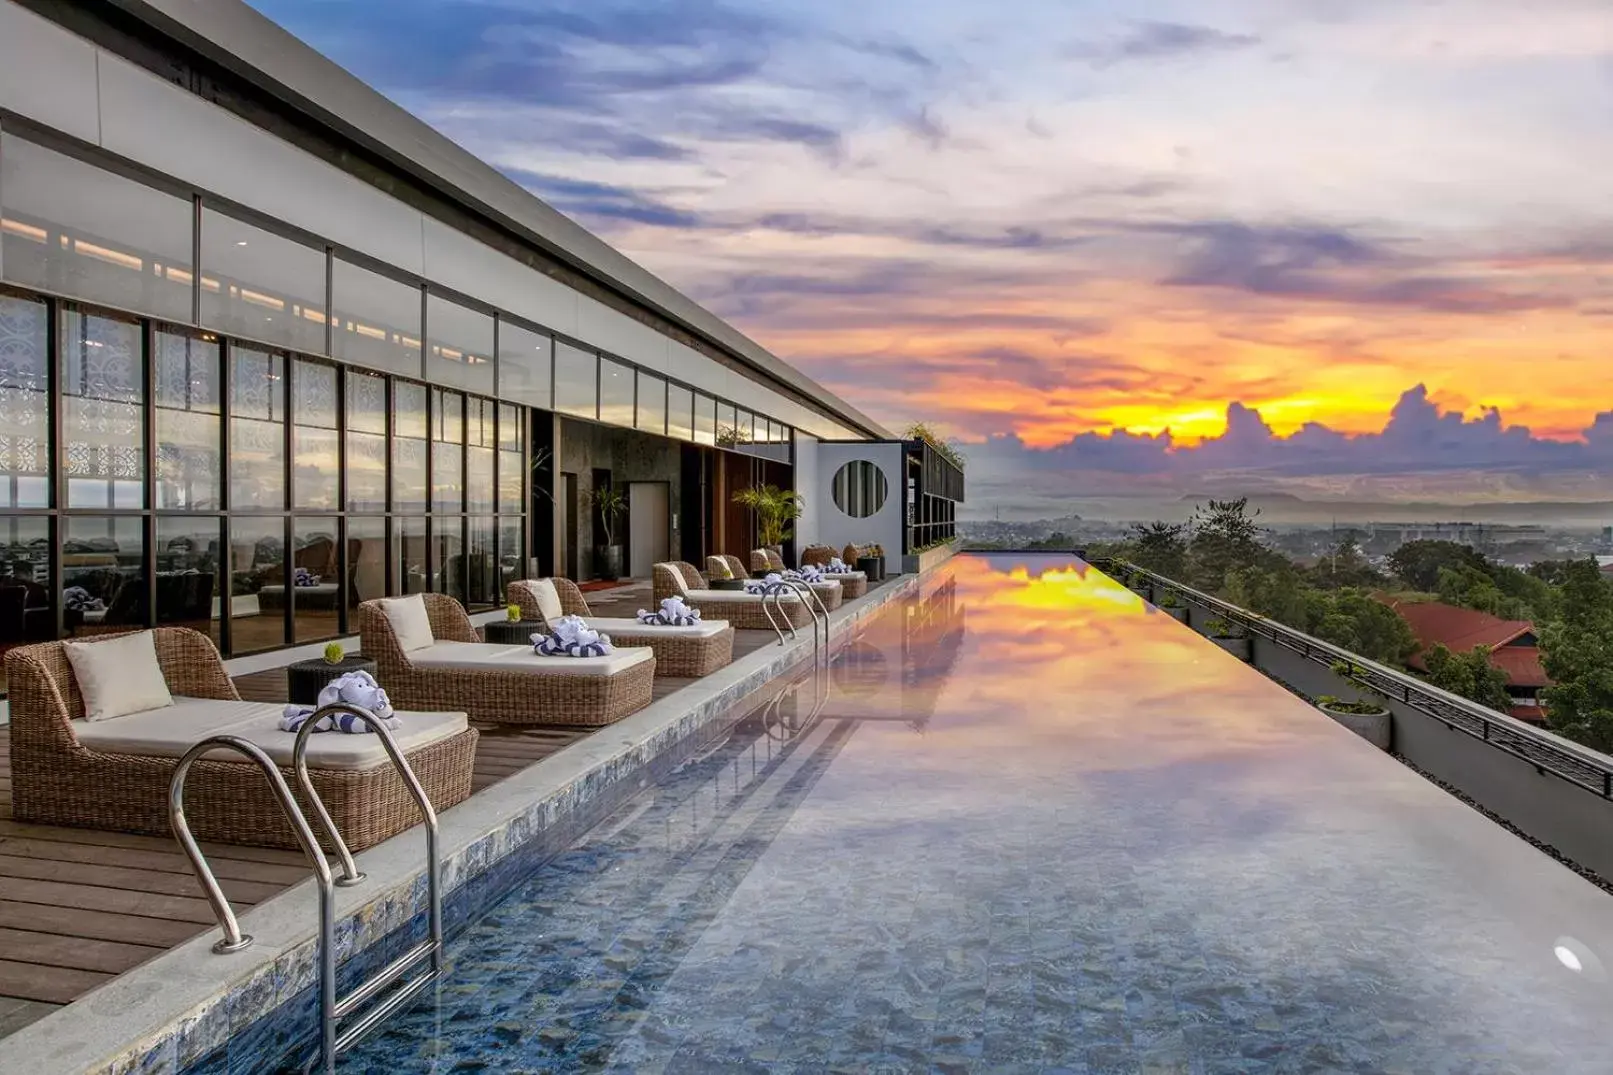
<box><xmin>1554</xmin><ymin>937</ymin><xmax>1607</xmax><ymax>982</ymax></box>
<box><xmin>237</xmin><ymin>240</ymin><xmax>248</xmax><ymax>247</ymax></box>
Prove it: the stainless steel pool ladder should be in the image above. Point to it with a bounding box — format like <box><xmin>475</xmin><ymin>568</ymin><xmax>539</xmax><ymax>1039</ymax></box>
<box><xmin>763</xmin><ymin>578</ymin><xmax>831</xmax><ymax>658</ymax></box>
<box><xmin>168</xmin><ymin>702</ymin><xmax>444</xmax><ymax>1072</ymax></box>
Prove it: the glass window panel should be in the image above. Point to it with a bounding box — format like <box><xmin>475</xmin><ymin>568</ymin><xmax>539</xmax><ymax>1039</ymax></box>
<box><xmin>396</xmin><ymin>515</ymin><xmax>427</xmax><ymax>595</ymax></box>
<box><xmin>598</xmin><ymin>358</ymin><xmax>634</xmax><ymax>427</ymax></box>
<box><xmin>693</xmin><ymin>393</ymin><xmax>715</xmax><ymax>447</ymax></box>
<box><xmin>432</xmin><ymin>388</ymin><xmax>464</xmax><ymax>513</ymax></box>
<box><xmin>426</xmin><ymin>293</ymin><xmax>494</xmax><ymax>394</ymax></box>
<box><xmin>666</xmin><ymin>384</ymin><xmax>693</xmax><ymax>442</ymax></box>
<box><xmin>0</xmin><ymin>516</ymin><xmax>53</xmax><ymax>646</ymax></box>
<box><xmin>346</xmin><ymin>370</ymin><xmax>387</xmax><ymax>512</ymax></box>
<box><xmin>157</xmin><ymin>516</ymin><xmax>219</xmax><ymax>644</ymax></box>
<box><xmin>716</xmin><ymin>401</ymin><xmax>738</xmax><ymax>447</ymax></box>
<box><xmin>433</xmin><ymin>517</ymin><xmax>464</xmax><ymax>602</ymax></box>
<box><xmin>229</xmin><ymin>345</ymin><xmax>285</xmax><ymax>510</ymax></box>
<box><xmin>734</xmin><ymin>410</ymin><xmax>754</xmax><ymax>446</ymax></box>
<box><xmin>0</xmin><ymin>293</ymin><xmax>51</xmax><ymax>507</ymax></box>
<box><xmin>228</xmin><ymin>517</ymin><xmax>285</xmax><ymax>654</ymax></box>
<box><xmin>497</xmin><ymin>321</ymin><xmax>550</xmax><ymax>409</ymax></box>
<box><xmin>293</xmin><ymin>359</ymin><xmax>339</xmax><ymax>510</ymax></box>
<box><xmin>498</xmin><ymin>518</ymin><xmax>523</xmax><ymax>600</ymax></box>
<box><xmin>332</xmin><ymin>258</ymin><xmax>420</xmax><ymax>377</ymax></box>
<box><xmin>154</xmin><ymin>328</ymin><xmax>220</xmax><ymax>510</ymax></box>
<box><xmin>392</xmin><ymin>381</ymin><xmax>427</xmax><ymax>514</ymax></box>
<box><xmin>467</xmin><ymin>398</ymin><xmax>495</xmax><ymax>514</ymax></box>
<box><xmin>63</xmin><ymin>516</ymin><xmax>146</xmax><ymax>635</ymax></box>
<box><xmin>498</xmin><ymin>403</ymin><xmax>523</xmax><ymax>515</ymax></box>
<box><xmin>199</xmin><ymin>208</ymin><xmax>326</xmax><ymax>354</ymax></box>
<box><xmin>467</xmin><ymin>516</ymin><xmax>497</xmax><ymax>607</ymax></box>
<box><xmin>637</xmin><ymin>373</ymin><xmax>666</xmax><ymax>435</ymax></box>
<box><xmin>553</xmin><ymin>342</ymin><xmax>596</xmax><ymax>419</ymax></box>
<box><xmin>62</xmin><ymin>308</ymin><xmax>145</xmax><ymax>509</ymax></box>
<box><xmin>347</xmin><ymin>516</ymin><xmax>388</xmax><ymax>624</ymax></box>
<box><xmin>1</xmin><ymin>134</ymin><xmax>194</xmax><ymax>322</ymax></box>
<box><xmin>292</xmin><ymin>519</ymin><xmax>341</xmax><ymax>642</ymax></box>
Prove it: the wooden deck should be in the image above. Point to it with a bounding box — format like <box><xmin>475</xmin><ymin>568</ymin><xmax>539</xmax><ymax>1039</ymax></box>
<box><xmin>0</xmin><ymin>577</ymin><xmax>790</xmax><ymax>1035</ymax></box>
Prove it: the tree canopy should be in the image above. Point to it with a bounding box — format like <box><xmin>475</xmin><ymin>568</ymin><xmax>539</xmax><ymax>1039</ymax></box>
<box><xmin>1424</xmin><ymin>643</ymin><xmax>1512</xmax><ymax>712</ymax></box>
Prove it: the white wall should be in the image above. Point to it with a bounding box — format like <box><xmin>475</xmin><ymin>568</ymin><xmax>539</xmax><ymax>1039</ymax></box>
<box><xmin>0</xmin><ymin>0</ymin><xmax>860</xmax><ymax>441</ymax></box>
<box><xmin>792</xmin><ymin>432</ymin><xmax>820</xmax><ymax>551</ymax></box>
<box><xmin>814</xmin><ymin>442</ymin><xmax>905</xmax><ymax>559</ymax></box>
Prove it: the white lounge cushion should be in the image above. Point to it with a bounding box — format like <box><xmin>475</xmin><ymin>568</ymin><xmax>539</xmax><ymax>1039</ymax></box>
<box><xmin>74</xmin><ymin>697</ymin><xmax>468</xmax><ymax>771</ymax></box>
<box><xmin>64</xmin><ymin>630</ymin><xmax>174</xmax><ymax>722</ymax></box>
<box><xmin>377</xmin><ymin>594</ymin><xmax>434</xmax><ymax>652</ymax></box>
<box><xmin>822</xmin><ymin>571</ymin><xmax>867</xmax><ymax>582</ymax></box>
<box><xmin>584</xmin><ymin>616</ymin><xmax>729</xmax><ymax>639</ymax></box>
<box><xmin>521</xmin><ymin>579</ymin><xmax>564</xmax><ymax>622</ymax></box>
<box><xmin>685</xmin><ymin>589</ymin><xmax>802</xmax><ymax>605</ymax></box>
<box><xmin>409</xmin><ymin>640</ymin><xmax>653</xmax><ymax>677</ymax></box>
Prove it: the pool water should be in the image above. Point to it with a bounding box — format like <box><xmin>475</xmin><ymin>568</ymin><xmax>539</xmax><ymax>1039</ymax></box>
<box><xmin>339</xmin><ymin>554</ymin><xmax>1613</xmax><ymax>1073</ymax></box>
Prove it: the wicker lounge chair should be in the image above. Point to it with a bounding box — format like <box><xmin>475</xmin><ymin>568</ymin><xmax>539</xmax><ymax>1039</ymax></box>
<box><xmin>652</xmin><ymin>561</ymin><xmax>814</xmax><ymax>631</ymax></box>
<box><xmin>748</xmin><ymin>550</ymin><xmax>868</xmax><ymax>600</ymax></box>
<box><xmin>508</xmin><ymin>578</ymin><xmax>735</xmax><ymax>678</ymax></box>
<box><xmin>746</xmin><ymin>550</ymin><xmax>845</xmax><ymax>610</ymax></box>
<box><xmin>359</xmin><ymin>593</ymin><xmax>655</xmax><ymax>726</ymax></box>
<box><xmin>4</xmin><ymin>627</ymin><xmax>477</xmax><ymax>851</ymax></box>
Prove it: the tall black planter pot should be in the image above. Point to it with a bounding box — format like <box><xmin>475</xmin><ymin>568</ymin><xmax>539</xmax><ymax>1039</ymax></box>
<box><xmin>596</xmin><ymin>544</ymin><xmax>624</xmax><ymax>581</ymax></box>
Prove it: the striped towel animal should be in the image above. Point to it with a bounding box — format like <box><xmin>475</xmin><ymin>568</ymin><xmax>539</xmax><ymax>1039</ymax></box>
<box><xmin>279</xmin><ymin>670</ymin><xmax>400</xmax><ymax>734</ymax></box>
<box><xmin>532</xmin><ymin>613</ymin><xmax>614</xmax><ymax>657</ymax></box>
<box><xmin>785</xmin><ymin>566</ymin><xmax>825</xmax><ymax>584</ymax></box>
<box><xmin>744</xmin><ymin>572</ymin><xmax>792</xmax><ymax>596</ymax></box>
<box><xmin>636</xmin><ymin>596</ymin><xmax>702</xmax><ymax>626</ymax></box>
<box><xmin>825</xmin><ymin>557</ymin><xmax>851</xmax><ymax>573</ymax></box>
<box><xmin>293</xmin><ymin>567</ymin><xmax>320</xmax><ymax>587</ymax></box>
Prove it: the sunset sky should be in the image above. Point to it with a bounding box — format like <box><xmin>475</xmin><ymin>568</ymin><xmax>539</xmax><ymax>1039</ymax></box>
<box><xmin>252</xmin><ymin>0</ymin><xmax>1613</xmax><ymax>508</ymax></box>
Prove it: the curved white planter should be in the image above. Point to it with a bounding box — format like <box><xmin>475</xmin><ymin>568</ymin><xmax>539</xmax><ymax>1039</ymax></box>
<box><xmin>1319</xmin><ymin>702</ymin><xmax>1391</xmax><ymax>750</ymax></box>
<box><xmin>1210</xmin><ymin>635</ymin><xmax>1251</xmax><ymax>661</ymax></box>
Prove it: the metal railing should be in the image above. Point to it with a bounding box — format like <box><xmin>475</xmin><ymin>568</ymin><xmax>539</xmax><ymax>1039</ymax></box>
<box><xmin>1090</xmin><ymin>557</ymin><xmax>1613</xmax><ymax>802</ymax></box>
<box><xmin>169</xmin><ymin>702</ymin><xmax>445</xmax><ymax>1072</ymax></box>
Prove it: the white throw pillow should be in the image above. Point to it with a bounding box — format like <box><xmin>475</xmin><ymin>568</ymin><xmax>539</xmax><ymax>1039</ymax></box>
<box><xmin>64</xmin><ymin>631</ymin><xmax>174</xmax><ymax>722</ymax></box>
<box><xmin>378</xmin><ymin>594</ymin><xmax>435</xmax><ymax>653</ymax></box>
<box><xmin>526</xmin><ymin>579</ymin><xmax>564</xmax><ymax>622</ymax></box>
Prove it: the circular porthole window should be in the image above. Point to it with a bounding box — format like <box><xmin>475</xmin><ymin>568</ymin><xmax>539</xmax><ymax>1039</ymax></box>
<box><xmin>831</xmin><ymin>460</ymin><xmax>888</xmax><ymax>518</ymax></box>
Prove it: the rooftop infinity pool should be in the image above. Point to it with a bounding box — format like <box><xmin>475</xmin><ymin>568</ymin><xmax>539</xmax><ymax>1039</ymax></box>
<box><xmin>335</xmin><ymin>553</ymin><xmax>1613</xmax><ymax>1073</ymax></box>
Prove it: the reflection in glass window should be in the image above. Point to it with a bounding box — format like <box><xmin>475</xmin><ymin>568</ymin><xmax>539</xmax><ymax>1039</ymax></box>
<box><xmin>346</xmin><ymin>370</ymin><xmax>387</xmax><ymax>512</ymax></box>
<box><xmin>396</xmin><ymin>515</ymin><xmax>427</xmax><ymax>595</ymax></box>
<box><xmin>0</xmin><ymin>294</ymin><xmax>51</xmax><ymax>507</ymax></box>
<box><xmin>427</xmin><ymin>293</ymin><xmax>494</xmax><ymax>394</ymax></box>
<box><xmin>200</xmin><ymin>208</ymin><xmax>327</xmax><ymax>355</ymax></box>
<box><xmin>432</xmin><ymin>388</ymin><xmax>464</xmax><ymax>513</ymax></box>
<box><xmin>467</xmin><ymin>396</ymin><xmax>495</xmax><ymax>515</ymax></box>
<box><xmin>332</xmin><ymin>258</ymin><xmax>420</xmax><ymax>377</ymax></box>
<box><xmin>63</xmin><ymin>516</ymin><xmax>146</xmax><ymax>634</ymax></box>
<box><xmin>228</xmin><ymin>516</ymin><xmax>285</xmax><ymax>653</ymax></box>
<box><xmin>498</xmin><ymin>517</ymin><xmax>524</xmax><ymax>597</ymax></box>
<box><xmin>434</xmin><ymin>517</ymin><xmax>465</xmax><ymax>602</ymax></box>
<box><xmin>393</xmin><ymin>381</ymin><xmax>427</xmax><ymax>514</ymax></box>
<box><xmin>293</xmin><ymin>360</ymin><xmax>339</xmax><ymax>510</ymax></box>
<box><xmin>229</xmin><ymin>346</ymin><xmax>285</xmax><ymax>510</ymax></box>
<box><xmin>733</xmin><ymin>410</ymin><xmax>754</xmax><ymax>446</ymax></box>
<box><xmin>498</xmin><ymin>403</ymin><xmax>523</xmax><ymax>514</ymax></box>
<box><xmin>347</xmin><ymin>516</ymin><xmax>387</xmax><ymax>621</ymax></box>
<box><xmin>637</xmin><ymin>373</ymin><xmax>666</xmax><ymax>435</ymax></box>
<box><xmin>693</xmin><ymin>393</ymin><xmax>715</xmax><ymax>447</ymax></box>
<box><xmin>554</xmin><ymin>342</ymin><xmax>597</xmax><ymax>419</ymax></box>
<box><xmin>497</xmin><ymin>321</ymin><xmax>550</xmax><ymax>409</ymax></box>
<box><xmin>716</xmin><ymin>401</ymin><xmax>738</xmax><ymax>447</ymax></box>
<box><xmin>0</xmin><ymin>134</ymin><xmax>195</xmax><ymax>322</ymax></box>
<box><xmin>62</xmin><ymin>308</ymin><xmax>144</xmax><ymax>509</ymax></box>
<box><xmin>666</xmin><ymin>384</ymin><xmax>693</xmax><ymax>442</ymax></box>
<box><xmin>0</xmin><ymin>516</ymin><xmax>53</xmax><ymax>645</ymax></box>
<box><xmin>467</xmin><ymin>516</ymin><xmax>497</xmax><ymax>607</ymax></box>
<box><xmin>293</xmin><ymin>518</ymin><xmax>341</xmax><ymax>642</ymax></box>
<box><xmin>599</xmin><ymin>358</ymin><xmax>634</xmax><ymax>427</ymax></box>
<box><xmin>155</xmin><ymin>329</ymin><xmax>220</xmax><ymax>510</ymax></box>
<box><xmin>157</xmin><ymin>516</ymin><xmax>220</xmax><ymax>643</ymax></box>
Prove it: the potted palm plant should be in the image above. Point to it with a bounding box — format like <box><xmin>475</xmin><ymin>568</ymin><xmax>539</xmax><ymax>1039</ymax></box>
<box><xmin>1317</xmin><ymin>660</ymin><xmax>1392</xmax><ymax>749</ymax></box>
<box><xmin>584</xmin><ymin>486</ymin><xmax>627</xmax><ymax>581</ymax></box>
<box><xmin>1157</xmin><ymin>589</ymin><xmax>1189</xmax><ymax>624</ymax></box>
<box><xmin>732</xmin><ymin>484</ymin><xmax>803</xmax><ymax>565</ymax></box>
<box><xmin>1202</xmin><ymin>617</ymin><xmax>1252</xmax><ymax>661</ymax></box>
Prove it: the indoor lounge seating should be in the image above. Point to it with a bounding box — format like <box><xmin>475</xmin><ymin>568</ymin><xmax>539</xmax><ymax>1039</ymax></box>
<box><xmin>359</xmin><ymin>592</ymin><xmax>656</xmax><ymax>726</ymax></box>
<box><xmin>4</xmin><ymin>627</ymin><xmax>477</xmax><ymax>851</ymax></box>
<box><xmin>508</xmin><ymin>578</ymin><xmax>735</xmax><ymax>678</ymax></box>
<box><xmin>653</xmin><ymin>561</ymin><xmax>815</xmax><ymax>631</ymax></box>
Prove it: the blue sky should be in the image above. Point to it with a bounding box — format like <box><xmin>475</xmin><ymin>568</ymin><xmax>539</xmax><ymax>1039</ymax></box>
<box><xmin>250</xmin><ymin>0</ymin><xmax>1613</xmax><ymax>506</ymax></box>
